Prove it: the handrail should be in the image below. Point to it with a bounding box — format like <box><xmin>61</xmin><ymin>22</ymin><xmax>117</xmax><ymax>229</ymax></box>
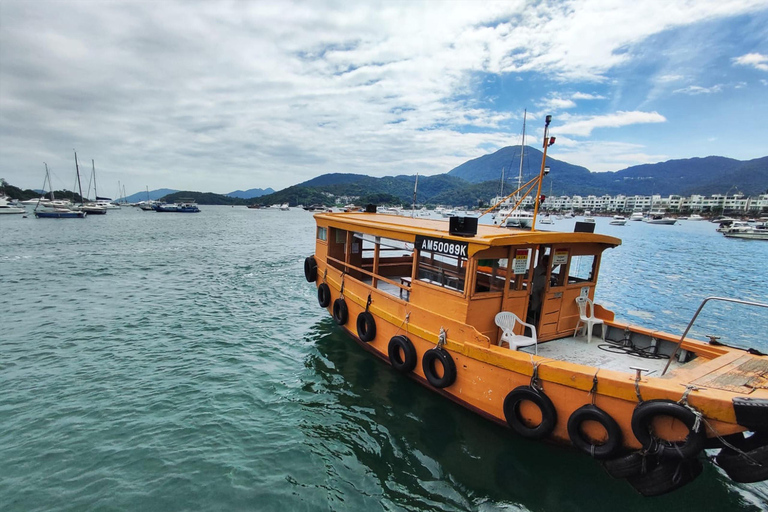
<box><xmin>662</xmin><ymin>296</ymin><xmax>768</xmax><ymax>375</ymax></box>
<box><xmin>326</xmin><ymin>255</ymin><xmax>409</xmax><ymax>292</ymax></box>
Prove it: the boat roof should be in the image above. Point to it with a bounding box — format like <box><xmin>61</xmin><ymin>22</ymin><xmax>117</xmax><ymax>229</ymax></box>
<box><xmin>314</xmin><ymin>212</ymin><xmax>622</xmax><ymax>252</ymax></box>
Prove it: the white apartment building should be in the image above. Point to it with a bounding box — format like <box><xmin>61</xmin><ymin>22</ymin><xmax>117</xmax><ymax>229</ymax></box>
<box><xmin>523</xmin><ymin>193</ymin><xmax>768</xmax><ymax>213</ymax></box>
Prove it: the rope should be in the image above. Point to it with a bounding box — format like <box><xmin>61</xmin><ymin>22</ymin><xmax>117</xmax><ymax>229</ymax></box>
<box><xmin>339</xmin><ymin>272</ymin><xmax>345</xmax><ymax>298</ymax></box>
<box><xmin>365</xmin><ymin>292</ymin><xmax>372</xmax><ymax>313</ymax></box>
<box><xmin>677</xmin><ymin>385</ymin><xmax>702</xmax><ymax>433</ymax></box>
<box><xmin>588</xmin><ymin>370</ymin><xmax>599</xmax><ymax>405</ymax></box>
<box><xmin>437</xmin><ymin>327</ymin><xmax>447</xmax><ymax>348</ymax></box>
<box><xmin>394</xmin><ymin>312</ymin><xmax>411</xmax><ymax>336</ymax></box>
<box><xmin>634</xmin><ymin>375</ymin><xmax>644</xmax><ymax>403</ymax></box>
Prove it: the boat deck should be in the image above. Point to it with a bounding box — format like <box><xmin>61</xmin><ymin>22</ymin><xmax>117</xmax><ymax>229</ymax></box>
<box><xmin>518</xmin><ymin>335</ymin><xmax>685</xmax><ymax>376</ymax></box>
<box><xmin>366</xmin><ymin>278</ymin><xmax>692</xmax><ymax>377</ymax></box>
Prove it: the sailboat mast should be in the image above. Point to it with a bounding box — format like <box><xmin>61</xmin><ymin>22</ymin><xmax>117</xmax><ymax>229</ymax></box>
<box><xmin>531</xmin><ymin>115</ymin><xmax>554</xmax><ymax>230</ymax></box>
<box><xmin>517</xmin><ymin>109</ymin><xmax>526</xmax><ymax>200</ymax></box>
<box><xmin>411</xmin><ymin>173</ymin><xmax>419</xmax><ymax>218</ymax></box>
<box><xmin>74</xmin><ymin>150</ymin><xmax>84</xmax><ymax>204</ymax></box>
<box><xmin>92</xmin><ymin>160</ymin><xmax>98</xmax><ymax>200</ymax></box>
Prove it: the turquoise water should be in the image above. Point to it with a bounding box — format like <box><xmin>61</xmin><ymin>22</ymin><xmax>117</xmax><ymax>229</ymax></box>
<box><xmin>1</xmin><ymin>207</ymin><xmax>767</xmax><ymax>511</ymax></box>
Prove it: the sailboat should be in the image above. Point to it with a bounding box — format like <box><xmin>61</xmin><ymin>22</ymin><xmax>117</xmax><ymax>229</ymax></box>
<box><xmin>75</xmin><ymin>155</ymin><xmax>107</xmax><ymax>215</ymax></box>
<box><xmin>34</xmin><ymin>163</ymin><xmax>86</xmax><ymax>218</ymax></box>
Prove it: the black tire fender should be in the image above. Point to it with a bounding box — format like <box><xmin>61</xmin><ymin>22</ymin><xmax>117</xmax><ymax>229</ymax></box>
<box><xmin>567</xmin><ymin>404</ymin><xmax>623</xmax><ymax>459</ymax></box>
<box><xmin>317</xmin><ymin>283</ymin><xmax>331</xmax><ymax>308</ymax></box>
<box><xmin>631</xmin><ymin>400</ymin><xmax>705</xmax><ymax>459</ymax></box>
<box><xmin>304</xmin><ymin>256</ymin><xmax>317</xmax><ymax>282</ymax></box>
<box><xmin>388</xmin><ymin>335</ymin><xmax>417</xmax><ymax>373</ymax></box>
<box><xmin>421</xmin><ymin>348</ymin><xmax>457</xmax><ymax>388</ymax></box>
<box><xmin>603</xmin><ymin>451</ymin><xmax>658</xmax><ymax>479</ymax></box>
<box><xmin>716</xmin><ymin>433</ymin><xmax>768</xmax><ymax>483</ymax></box>
<box><xmin>503</xmin><ymin>386</ymin><xmax>557</xmax><ymax>440</ymax></box>
<box><xmin>356</xmin><ymin>311</ymin><xmax>377</xmax><ymax>342</ymax></box>
<box><xmin>332</xmin><ymin>298</ymin><xmax>348</xmax><ymax>325</ymax></box>
<box><xmin>626</xmin><ymin>458</ymin><xmax>703</xmax><ymax>497</ymax></box>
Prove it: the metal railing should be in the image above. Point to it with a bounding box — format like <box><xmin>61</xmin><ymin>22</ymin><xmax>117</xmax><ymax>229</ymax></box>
<box><xmin>662</xmin><ymin>297</ymin><xmax>768</xmax><ymax>375</ymax></box>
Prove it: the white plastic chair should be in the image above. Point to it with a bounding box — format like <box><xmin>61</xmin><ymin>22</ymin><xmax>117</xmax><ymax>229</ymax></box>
<box><xmin>494</xmin><ymin>312</ymin><xmax>537</xmax><ymax>354</ymax></box>
<box><xmin>574</xmin><ymin>296</ymin><xmax>605</xmax><ymax>343</ymax></box>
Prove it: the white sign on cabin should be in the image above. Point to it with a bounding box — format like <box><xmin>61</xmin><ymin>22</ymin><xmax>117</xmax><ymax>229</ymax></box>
<box><xmin>513</xmin><ymin>249</ymin><xmax>529</xmax><ymax>274</ymax></box>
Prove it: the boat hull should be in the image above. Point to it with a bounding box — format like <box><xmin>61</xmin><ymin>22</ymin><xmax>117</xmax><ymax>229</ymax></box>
<box><xmin>311</xmin><ymin>259</ymin><xmax>750</xmax><ymax>453</ymax></box>
<box><xmin>34</xmin><ymin>210</ymin><xmax>86</xmax><ymax>218</ymax></box>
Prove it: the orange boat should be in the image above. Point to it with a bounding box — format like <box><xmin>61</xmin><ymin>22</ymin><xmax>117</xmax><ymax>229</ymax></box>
<box><xmin>303</xmin><ymin>118</ymin><xmax>768</xmax><ymax>496</ymax></box>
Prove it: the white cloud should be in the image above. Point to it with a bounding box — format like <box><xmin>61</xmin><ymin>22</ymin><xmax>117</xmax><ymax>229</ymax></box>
<box><xmin>656</xmin><ymin>74</ymin><xmax>685</xmax><ymax>83</ymax></box>
<box><xmin>0</xmin><ymin>0</ymin><xmax>766</xmax><ymax>192</ymax></box>
<box><xmin>556</xmin><ymin>142</ymin><xmax>669</xmax><ymax>172</ymax></box>
<box><xmin>557</xmin><ymin>111</ymin><xmax>667</xmax><ymax>137</ymax></box>
<box><xmin>733</xmin><ymin>53</ymin><xmax>768</xmax><ymax>71</ymax></box>
<box><xmin>673</xmin><ymin>84</ymin><xmax>724</xmax><ymax>94</ymax></box>
<box><xmin>571</xmin><ymin>92</ymin><xmax>605</xmax><ymax>100</ymax></box>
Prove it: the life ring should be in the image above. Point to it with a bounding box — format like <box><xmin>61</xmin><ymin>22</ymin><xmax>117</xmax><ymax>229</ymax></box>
<box><xmin>630</xmin><ymin>399</ymin><xmax>705</xmax><ymax>459</ymax></box>
<box><xmin>317</xmin><ymin>283</ymin><xmax>331</xmax><ymax>308</ymax></box>
<box><xmin>388</xmin><ymin>335</ymin><xmax>417</xmax><ymax>373</ymax></box>
<box><xmin>567</xmin><ymin>404</ymin><xmax>623</xmax><ymax>459</ymax></box>
<box><xmin>304</xmin><ymin>256</ymin><xmax>317</xmax><ymax>282</ymax></box>
<box><xmin>421</xmin><ymin>348</ymin><xmax>456</xmax><ymax>388</ymax></box>
<box><xmin>332</xmin><ymin>298</ymin><xmax>348</xmax><ymax>325</ymax></box>
<box><xmin>356</xmin><ymin>311</ymin><xmax>377</xmax><ymax>342</ymax></box>
<box><xmin>503</xmin><ymin>386</ymin><xmax>557</xmax><ymax>440</ymax></box>
<box><xmin>715</xmin><ymin>432</ymin><xmax>768</xmax><ymax>483</ymax></box>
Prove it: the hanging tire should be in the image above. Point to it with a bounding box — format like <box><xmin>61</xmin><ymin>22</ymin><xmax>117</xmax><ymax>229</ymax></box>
<box><xmin>356</xmin><ymin>311</ymin><xmax>377</xmax><ymax>342</ymax></box>
<box><xmin>388</xmin><ymin>335</ymin><xmax>417</xmax><ymax>373</ymax></box>
<box><xmin>332</xmin><ymin>298</ymin><xmax>348</xmax><ymax>325</ymax></box>
<box><xmin>715</xmin><ymin>432</ymin><xmax>768</xmax><ymax>483</ymax></box>
<box><xmin>421</xmin><ymin>348</ymin><xmax>456</xmax><ymax>388</ymax></box>
<box><xmin>503</xmin><ymin>386</ymin><xmax>557</xmax><ymax>440</ymax></box>
<box><xmin>626</xmin><ymin>458</ymin><xmax>703</xmax><ymax>497</ymax></box>
<box><xmin>317</xmin><ymin>283</ymin><xmax>331</xmax><ymax>308</ymax></box>
<box><xmin>603</xmin><ymin>451</ymin><xmax>658</xmax><ymax>479</ymax></box>
<box><xmin>304</xmin><ymin>256</ymin><xmax>317</xmax><ymax>282</ymax></box>
<box><xmin>567</xmin><ymin>404</ymin><xmax>623</xmax><ymax>460</ymax></box>
<box><xmin>631</xmin><ymin>400</ymin><xmax>705</xmax><ymax>459</ymax></box>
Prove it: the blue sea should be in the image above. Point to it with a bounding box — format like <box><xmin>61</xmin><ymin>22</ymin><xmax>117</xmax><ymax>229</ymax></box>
<box><xmin>1</xmin><ymin>207</ymin><xmax>767</xmax><ymax>511</ymax></box>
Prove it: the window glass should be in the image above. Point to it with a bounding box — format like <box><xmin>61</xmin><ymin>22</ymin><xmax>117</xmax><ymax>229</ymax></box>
<box><xmin>317</xmin><ymin>226</ymin><xmax>327</xmax><ymax>241</ymax></box>
<box><xmin>417</xmin><ymin>250</ymin><xmax>466</xmax><ymax>292</ymax></box>
<box><xmin>568</xmin><ymin>255</ymin><xmax>596</xmax><ymax>283</ymax></box>
<box><xmin>475</xmin><ymin>258</ymin><xmax>508</xmax><ymax>293</ymax></box>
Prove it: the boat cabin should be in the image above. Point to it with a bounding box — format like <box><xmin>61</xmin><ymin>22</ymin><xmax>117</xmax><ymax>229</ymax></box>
<box><xmin>313</xmin><ymin>212</ymin><xmax>620</xmax><ymax>346</ymax></box>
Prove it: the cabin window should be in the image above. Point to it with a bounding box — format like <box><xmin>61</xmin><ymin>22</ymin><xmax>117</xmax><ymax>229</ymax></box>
<box><xmin>327</xmin><ymin>228</ymin><xmax>347</xmax><ymax>272</ymax></box>
<box><xmin>568</xmin><ymin>255</ymin><xmax>596</xmax><ymax>284</ymax></box>
<box><xmin>351</xmin><ymin>233</ymin><xmax>414</xmax><ymax>300</ymax></box>
<box><xmin>417</xmin><ymin>249</ymin><xmax>466</xmax><ymax>292</ymax></box>
<box><xmin>317</xmin><ymin>226</ymin><xmax>327</xmax><ymax>241</ymax></box>
<box><xmin>475</xmin><ymin>258</ymin><xmax>508</xmax><ymax>293</ymax></box>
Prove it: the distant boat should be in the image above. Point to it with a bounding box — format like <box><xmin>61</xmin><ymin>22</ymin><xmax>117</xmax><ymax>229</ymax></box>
<box><xmin>610</xmin><ymin>216</ymin><xmax>627</xmax><ymax>225</ymax></box>
<box><xmin>280</xmin><ymin>203</ymin><xmax>290</xmax><ymax>211</ymax></box>
<box><xmin>629</xmin><ymin>212</ymin><xmax>644</xmax><ymax>221</ymax></box>
<box><xmin>643</xmin><ymin>212</ymin><xmax>676</xmax><ymax>225</ymax></box>
<box><xmin>722</xmin><ymin>223</ymin><xmax>768</xmax><ymax>240</ymax></box>
<box><xmin>0</xmin><ymin>195</ymin><xmax>25</xmax><ymax>214</ymax></box>
<box><xmin>154</xmin><ymin>202</ymin><xmax>200</xmax><ymax>213</ymax></box>
<box><xmin>539</xmin><ymin>214</ymin><xmax>554</xmax><ymax>224</ymax></box>
<box><xmin>688</xmin><ymin>214</ymin><xmax>705</xmax><ymax>221</ymax></box>
<box><xmin>34</xmin><ymin>163</ymin><xmax>86</xmax><ymax>219</ymax></box>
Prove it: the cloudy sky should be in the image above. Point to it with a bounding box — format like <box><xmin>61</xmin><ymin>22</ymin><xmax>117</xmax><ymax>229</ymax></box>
<box><xmin>1</xmin><ymin>0</ymin><xmax>767</xmax><ymax>196</ymax></box>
